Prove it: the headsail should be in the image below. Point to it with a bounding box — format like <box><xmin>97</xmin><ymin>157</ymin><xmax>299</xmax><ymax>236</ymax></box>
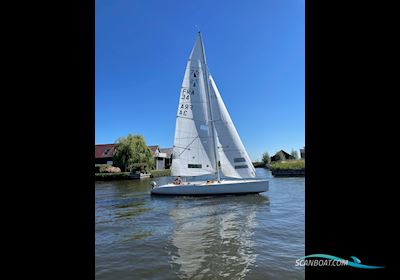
<box><xmin>171</xmin><ymin>35</ymin><xmax>216</xmax><ymax>176</ymax></box>
<box><xmin>209</xmin><ymin>75</ymin><xmax>256</xmax><ymax>178</ymax></box>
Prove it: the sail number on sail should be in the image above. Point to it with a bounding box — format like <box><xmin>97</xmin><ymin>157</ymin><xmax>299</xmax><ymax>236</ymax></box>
<box><xmin>178</xmin><ymin>68</ymin><xmax>199</xmax><ymax>117</ymax></box>
<box><xmin>178</xmin><ymin>91</ymin><xmax>194</xmax><ymax>116</ymax></box>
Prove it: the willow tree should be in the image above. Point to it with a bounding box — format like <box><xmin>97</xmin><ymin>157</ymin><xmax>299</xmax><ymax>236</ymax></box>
<box><xmin>113</xmin><ymin>134</ymin><xmax>154</xmax><ymax>172</ymax></box>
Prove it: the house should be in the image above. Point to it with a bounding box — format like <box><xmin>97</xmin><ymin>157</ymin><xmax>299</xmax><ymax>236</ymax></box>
<box><xmin>95</xmin><ymin>144</ymin><xmax>115</xmax><ymax>165</ymax></box>
<box><xmin>160</xmin><ymin>148</ymin><xmax>173</xmax><ymax>169</ymax></box>
<box><xmin>300</xmin><ymin>146</ymin><xmax>305</xmax><ymax>159</ymax></box>
<box><xmin>95</xmin><ymin>144</ymin><xmax>172</xmax><ymax>170</ymax></box>
<box><xmin>270</xmin><ymin>150</ymin><xmax>295</xmax><ymax>162</ymax></box>
<box><xmin>148</xmin><ymin>146</ymin><xmax>173</xmax><ymax>170</ymax></box>
<box><xmin>148</xmin><ymin>145</ymin><xmax>167</xmax><ymax>170</ymax></box>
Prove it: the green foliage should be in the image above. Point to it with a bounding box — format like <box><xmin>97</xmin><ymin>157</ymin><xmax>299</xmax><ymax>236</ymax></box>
<box><xmin>252</xmin><ymin>161</ymin><xmax>266</xmax><ymax>168</ymax></box>
<box><xmin>150</xmin><ymin>169</ymin><xmax>171</xmax><ymax>178</ymax></box>
<box><xmin>262</xmin><ymin>152</ymin><xmax>271</xmax><ymax>165</ymax></box>
<box><xmin>95</xmin><ymin>172</ymin><xmax>132</xmax><ymax>181</ymax></box>
<box><xmin>270</xmin><ymin>160</ymin><xmax>305</xmax><ymax>170</ymax></box>
<box><xmin>291</xmin><ymin>149</ymin><xmax>299</xmax><ymax>160</ymax></box>
<box><xmin>113</xmin><ymin>134</ymin><xmax>154</xmax><ymax>172</ymax></box>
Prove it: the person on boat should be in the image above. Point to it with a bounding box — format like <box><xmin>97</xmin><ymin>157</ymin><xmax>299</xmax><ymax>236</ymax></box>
<box><xmin>173</xmin><ymin>176</ymin><xmax>182</xmax><ymax>185</ymax></box>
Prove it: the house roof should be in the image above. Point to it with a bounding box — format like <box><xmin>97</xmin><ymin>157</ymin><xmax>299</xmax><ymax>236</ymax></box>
<box><xmin>276</xmin><ymin>150</ymin><xmax>292</xmax><ymax>157</ymax></box>
<box><xmin>95</xmin><ymin>144</ymin><xmax>115</xmax><ymax>159</ymax></box>
<box><xmin>148</xmin><ymin>145</ymin><xmax>159</xmax><ymax>152</ymax></box>
<box><xmin>148</xmin><ymin>145</ymin><xmax>160</xmax><ymax>156</ymax></box>
<box><xmin>271</xmin><ymin>150</ymin><xmax>295</xmax><ymax>160</ymax></box>
<box><xmin>160</xmin><ymin>148</ymin><xmax>173</xmax><ymax>158</ymax></box>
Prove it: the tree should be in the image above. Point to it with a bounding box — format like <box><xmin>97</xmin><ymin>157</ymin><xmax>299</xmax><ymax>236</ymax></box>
<box><xmin>291</xmin><ymin>149</ymin><xmax>299</xmax><ymax>160</ymax></box>
<box><xmin>262</xmin><ymin>152</ymin><xmax>271</xmax><ymax>165</ymax></box>
<box><xmin>113</xmin><ymin>134</ymin><xmax>154</xmax><ymax>172</ymax></box>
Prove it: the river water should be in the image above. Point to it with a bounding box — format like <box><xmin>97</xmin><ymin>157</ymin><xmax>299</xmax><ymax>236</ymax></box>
<box><xmin>95</xmin><ymin>168</ymin><xmax>304</xmax><ymax>280</ymax></box>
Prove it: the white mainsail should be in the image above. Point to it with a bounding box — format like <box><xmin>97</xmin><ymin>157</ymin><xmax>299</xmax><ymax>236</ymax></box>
<box><xmin>172</xmin><ymin>33</ymin><xmax>255</xmax><ymax>179</ymax></box>
<box><xmin>171</xmin><ymin>35</ymin><xmax>216</xmax><ymax>176</ymax></box>
<box><xmin>209</xmin><ymin>75</ymin><xmax>256</xmax><ymax>178</ymax></box>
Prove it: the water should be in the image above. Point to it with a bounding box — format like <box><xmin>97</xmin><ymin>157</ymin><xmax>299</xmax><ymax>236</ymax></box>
<box><xmin>95</xmin><ymin>168</ymin><xmax>304</xmax><ymax>280</ymax></box>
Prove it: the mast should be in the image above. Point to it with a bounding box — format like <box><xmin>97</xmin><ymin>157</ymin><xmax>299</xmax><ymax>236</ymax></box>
<box><xmin>198</xmin><ymin>32</ymin><xmax>221</xmax><ymax>181</ymax></box>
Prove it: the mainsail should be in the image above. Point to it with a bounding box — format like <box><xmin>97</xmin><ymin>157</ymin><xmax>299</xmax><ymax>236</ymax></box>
<box><xmin>171</xmin><ymin>35</ymin><xmax>216</xmax><ymax>176</ymax></box>
<box><xmin>171</xmin><ymin>33</ymin><xmax>256</xmax><ymax>178</ymax></box>
<box><xmin>209</xmin><ymin>75</ymin><xmax>256</xmax><ymax>178</ymax></box>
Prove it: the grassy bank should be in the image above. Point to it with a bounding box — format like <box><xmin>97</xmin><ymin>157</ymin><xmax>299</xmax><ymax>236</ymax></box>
<box><xmin>95</xmin><ymin>169</ymin><xmax>171</xmax><ymax>180</ymax></box>
<box><xmin>150</xmin><ymin>169</ymin><xmax>171</xmax><ymax>178</ymax></box>
<box><xmin>95</xmin><ymin>172</ymin><xmax>131</xmax><ymax>180</ymax></box>
<box><xmin>269</xmin><ymin>160</ymin><xmax>305</xmax><ymax>177</ymax></box>
<box><xmin>269</xmin><ymin>160</ymin><xmax>305</xmax><ymax>170</ymax></box>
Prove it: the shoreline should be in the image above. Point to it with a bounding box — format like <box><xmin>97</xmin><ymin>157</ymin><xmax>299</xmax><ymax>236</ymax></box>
<box><xmin>95</xmin><ymin>169</ymin><xmax>171</xmax><ymax>181</ymax></box>
<box><xmin>270</xmin><ymin>169</ymin><xmax>305</xmax><ymax>177</ymax></box>
<box><xmin>253</xmin><ymin>160</ymin><xmax>305</xmax><ymax>177</ymax></box>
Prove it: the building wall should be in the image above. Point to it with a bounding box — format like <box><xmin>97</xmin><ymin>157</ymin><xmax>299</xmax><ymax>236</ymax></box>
<box><xmin>95</xmin><ymin>157</ymin><xmax>113</xmax><ymax>165</ymax></box>
<box><xmin>156</xmin><ymin>158</ymin><xmax>165</xmax><ymax>170</ymax></box>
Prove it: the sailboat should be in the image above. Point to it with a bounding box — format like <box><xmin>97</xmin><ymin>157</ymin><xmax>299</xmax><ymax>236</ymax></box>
<box><xmin>150</xmin><ymin>32</ymin><xmax>268</xmax><ymax>195</ymax></box>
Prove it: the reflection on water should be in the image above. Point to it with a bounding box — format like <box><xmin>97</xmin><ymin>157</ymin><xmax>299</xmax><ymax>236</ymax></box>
<box><xmin>95</xmin><ymin>168</ymin><xmax>304</xmax><ymax>280</ymax></box>
<box><xmin>167</xmin><ymin>195</ymin><xmax>269</xmax><ymax>280</ymax></box>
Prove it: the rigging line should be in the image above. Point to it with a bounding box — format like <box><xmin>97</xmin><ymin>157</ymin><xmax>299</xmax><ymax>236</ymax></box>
<box><xmin>176</xmin><ymin>116</ymin><xmax>194</xmax><ymax>120</ymax></box>
<box><xmin>175</xmin><ymin>135</ymin><xmax>200</xmax><ymax>157</ymax></box>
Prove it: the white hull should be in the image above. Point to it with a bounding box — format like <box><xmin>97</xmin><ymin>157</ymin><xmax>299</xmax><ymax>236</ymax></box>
<box><xmin>150</xmin><ymin>179</ymin><xmax>268</xmax><ymax>196</ymax></box>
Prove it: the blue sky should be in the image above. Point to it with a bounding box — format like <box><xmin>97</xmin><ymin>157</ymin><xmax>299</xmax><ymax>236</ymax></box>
<box><xmin>96</xmin><ymin>0</ymin><xmax>304</xmax><ymax>161</ymax></box>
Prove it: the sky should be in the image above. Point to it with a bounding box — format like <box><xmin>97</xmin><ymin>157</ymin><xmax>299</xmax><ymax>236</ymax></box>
<box><xmin>96</xmin><ymin>0</ymin><xmax>304</xmax><ymax>161</ymax></box>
